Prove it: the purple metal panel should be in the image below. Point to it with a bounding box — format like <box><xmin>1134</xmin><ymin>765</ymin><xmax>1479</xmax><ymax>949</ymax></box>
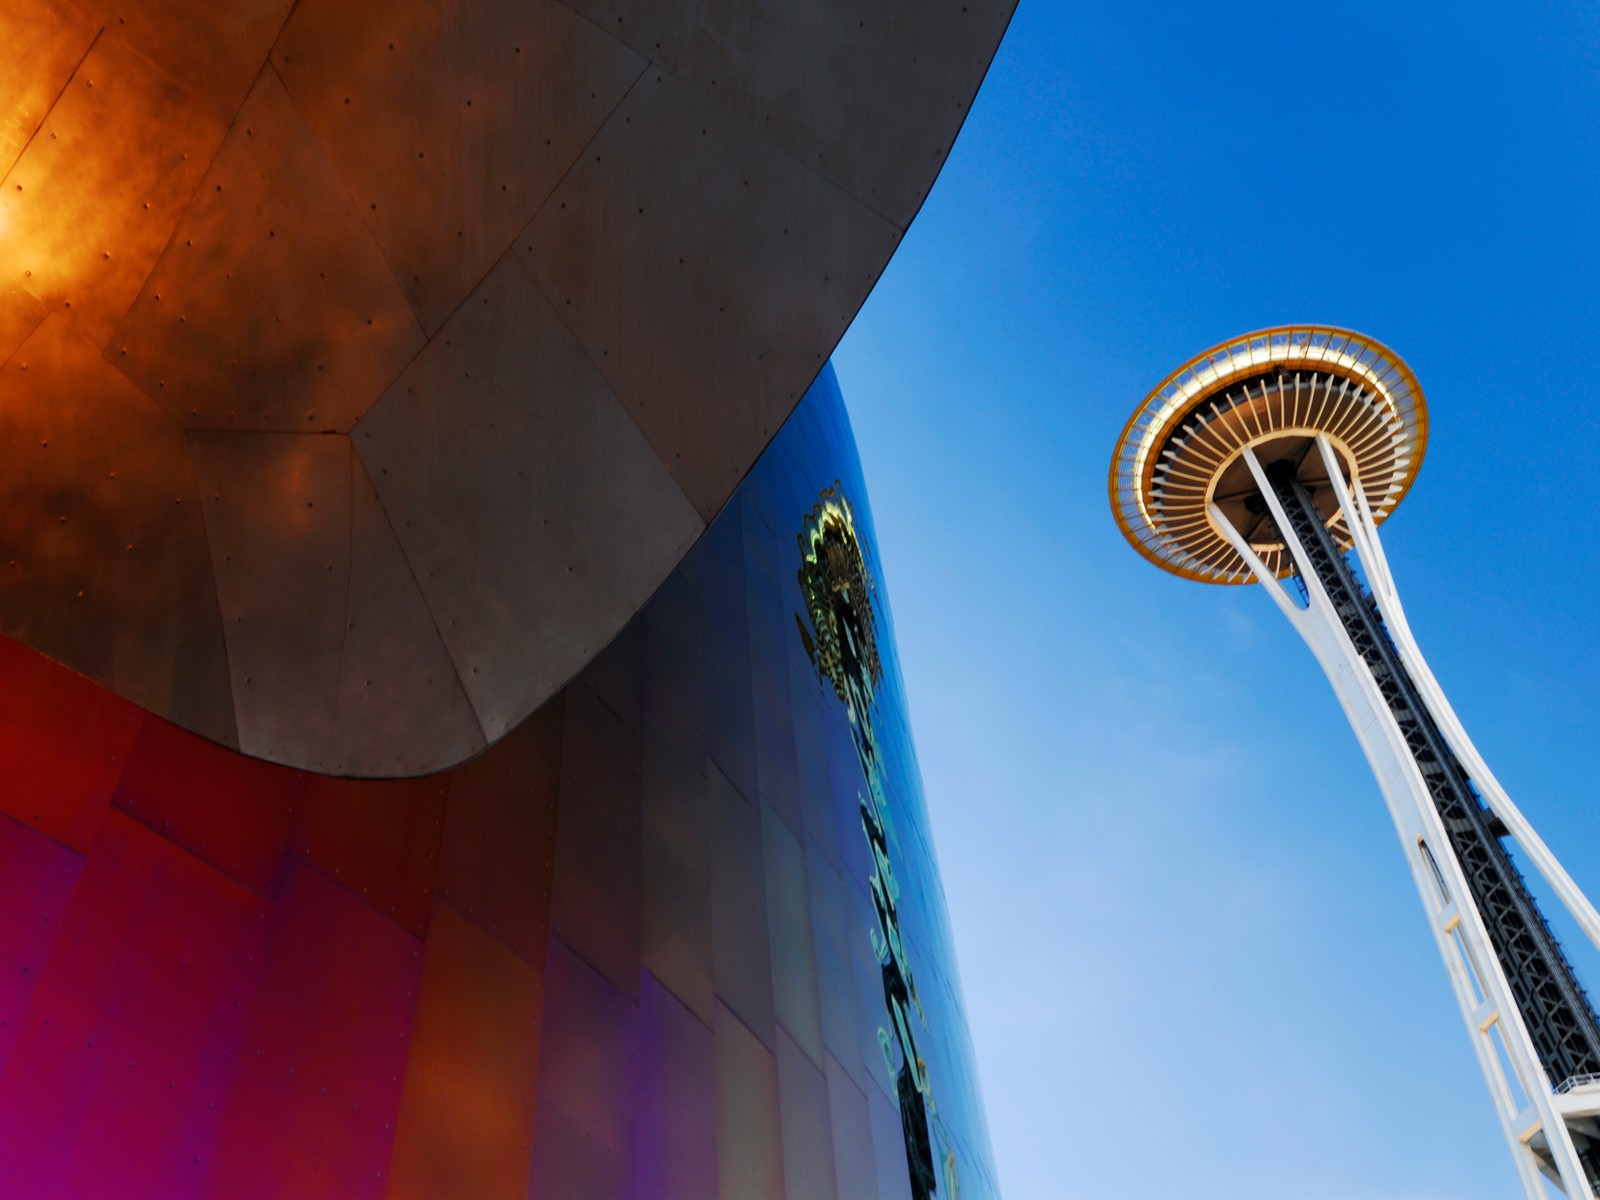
<box><xmin>763</xmin><ymin>806</ymin><xmax>824</xmax><ymax>1067</ymax></box>
<box><xmin>0</xmin><ymin>813</ymin><xmax>83</xmax><ymax>1072</ymax></box>
<box><xmin>112</xmin><ymin>715</ymin><xmax>304</xmax><ymax>898</ymax></box>
<box><xmin>550</xmin><ymin>682</ymin><xmax>642</xmax><ymax>1000</ymax></box>
<box><xmin>776</xmin><ymin>1025</ymin><xmax>838</xmax><ymax>1200</ymax></box>
<box><xmin>634</xmin><ymin>971</ymin><xmax>717</xmax><ymax>1200</ymax></box>
<box><xmin>204</xmin><ymin>859</ymin><xmax>421</xmax><ymax>1200</ymax></box>
<box><xmin>640</xmin><ymin>719</ymin><xmax>714</xmax><ymax>1026</ymax></box>
<box><xmin>714</xmin><ymin>999</ymin><xmax>784</xmax><ymax>1200</ymax></box>
<box><xmin>435</xmin><ymin>699</ymin><xmax>563</xmax><ymax>967</ymax></box>
<box><xmin>0</xmin><ymin>811</ymin><xmax>271</xmax><ymax>1199</ymax></box>
<box><xmin>710</xmin><ymin>767</ymin><xmax>775</xmax><ymax>1049</ymax></box>
<box><xmin>385</xmin><ymin>903</ymin><xmax>542</xmax><ymax>1200</ymax></box>
<box><xmin>527</xmin><ymin>937</ymin><xmax>639</xmax><ymax>1200</ymax></box>
<box><xmin>704</xmin><ymin>590</ymin><xmax>758</xmax><ymax>803</ymax></box>
<box><xmin>295</xmin><ymin>775</ymin><xmax>447</xmax><ymax>937</ymax></box>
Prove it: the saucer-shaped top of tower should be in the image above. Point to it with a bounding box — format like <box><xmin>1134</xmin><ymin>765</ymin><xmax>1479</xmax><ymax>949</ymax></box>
<box><xmin>0</xmin><ymin>0</ymin><xmax>1015</xmax><ymax>776</ymax></box>
<box><xmin>1110</xmin><ymin>326</ymin><xmax>1428</xmax><ymax>584</ymax></box>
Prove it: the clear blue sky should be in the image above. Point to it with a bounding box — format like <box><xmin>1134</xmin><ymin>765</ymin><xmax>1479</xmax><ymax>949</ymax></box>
<box><xmin>833</xmin><ymin>3</ymin><xmax>1600</xmax><ymax>1197</ymax></box>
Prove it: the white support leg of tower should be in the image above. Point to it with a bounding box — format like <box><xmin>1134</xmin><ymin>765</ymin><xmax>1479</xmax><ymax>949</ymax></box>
<box><xmin>1208</xmin><ymin>443</ymin><xmax>1600</xmax><ymax>1199</ymax></box>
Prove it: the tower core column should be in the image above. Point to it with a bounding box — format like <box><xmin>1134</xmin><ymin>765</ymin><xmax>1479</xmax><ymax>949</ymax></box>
<box><xmin>1111</xmin><ymin>327</ymin><xmax>1600</xmax><ymax>1199</ymax></box>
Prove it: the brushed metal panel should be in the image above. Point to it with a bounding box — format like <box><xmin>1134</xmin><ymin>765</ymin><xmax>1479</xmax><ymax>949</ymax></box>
<box><xmin>113</xmin><ymin>69</ymin><xmax>426</xmax><ymax>434</ymax></box>
<box><xmin>517</xmin><ymin>70</ymin><xmax>900</xmax><ymax>519</ymax></box>
<box><xmin>0</xmin><ymin>36</ymin><xmax>225</xmax><ymax>349</ymax></box>
<box><xmin>0</xmin><ymin>0</ymin><xmax>97</xmax><ymax>180</ymax></box>
<box><xmin>714</xmin><ymin>997</ymin><xmax>785</xmax><ymax>1200</ymax></box>
<box><xmin>190</xmin><ymin>431</ymin><xmax>351</xmax><ymax>769</ymax></box>
<box><xmin>0</xmin><ymin>316</ymin><xmax>235</xmax><ymax>747</ymax></box>
<box><xmin>75</xmin><ymin>0</ymin><xmax>294</xmax><ymax>121</ymax></box>
<box><xmin>559</xmin><ymin>0</ymin><xmax>1017</xmax><ymax>227</ymax></box>
<box><xmin>0</xmin><ymin>814</ymin><xmax>84</xmax><ymax>1074</ymax></box>
<box><xmin>635</xmin><ymin>972</ymin><xmax>718</xmax><ymax>1200</ymax></box>
<box><xmin>272</xmin><ymin>0</ymin><xmax>645</xmax><ymax>334</ymax></box>
<box><xmin>356</xmin><ymin>250</ymin><xmax>702</xmax><ymax>742</ymax></box>
<box><xmin>336</xmin><ymin>456</ymin><xmax>486</xmax><ymax>775</ymax></box>
<box><xmin>777</xmin><ymin>1025</ymin><xmax>839</xmax><ymax>1200</ymax></box>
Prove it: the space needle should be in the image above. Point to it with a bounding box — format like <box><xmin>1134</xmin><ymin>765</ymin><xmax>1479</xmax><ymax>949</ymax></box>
<box><xmin>1111</xmin><ymin>326</ymin><xmax>1600</xmax><ymax>1197</ymax></box>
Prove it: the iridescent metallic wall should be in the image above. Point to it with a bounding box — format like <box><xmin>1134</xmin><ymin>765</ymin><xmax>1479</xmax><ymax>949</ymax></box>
<box><xmin>0</xmin><ymin>367</ymin><xmax>998</xmax><ymax>1199</ymax></box>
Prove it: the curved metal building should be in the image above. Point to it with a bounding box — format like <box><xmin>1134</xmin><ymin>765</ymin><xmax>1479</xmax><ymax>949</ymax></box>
<box><xmin>0</xmin><ymin>1</ymin><xmax>1011</xmax><ymax>1195</ymax></box>
<box><xmin>0</xmin><ymin>368</ymin><xmax>1001</xmax><ymax>1198</ymax></box>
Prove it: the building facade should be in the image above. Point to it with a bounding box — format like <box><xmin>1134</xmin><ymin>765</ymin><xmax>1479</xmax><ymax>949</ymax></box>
<box><xmin>0</xmin><ymin>367</ymin><xmax>1000</xmax><ymax>1200</ymax></box>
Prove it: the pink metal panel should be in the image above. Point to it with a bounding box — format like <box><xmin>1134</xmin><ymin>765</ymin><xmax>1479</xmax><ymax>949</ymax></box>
<box><xmin>296</xmin><ymin>775</ymin><xmax>447</xmax><ymax>937</ymax></box>
<box><xmin>435</xmin><ymin>700</ymin><xmax>562</xmax><ymax>967</ymax></box>
<box><xmin>527</xmin><ymin>937</ymin><xmax>639</xmax><ymax>1200</ymax></box>
<box><xmin>635</xmin><ymin>971</ymin><xmax>717</xmax><ymax>1200</ymax></box>
<box><xmin>0</xmin><ymin>633</ymin><xmax>142</xmax><ymax>853</ymax></box>
<box><xmin>113</xmin><ymin>714</ymin><xmax>304</xmax><ymax>898</ymax></box>
<box><xmin>0</xmin><ymin>811</ymin><xmax>271</xmax><ymax>1199</ymax></box>
<box><xmin>385</xmin><ymin>903</ymin><xmax>542</xmax><ymax>1200</ymax></box>
<box><xmin>550</xmin><ymin>682</ymin><xmax>642</xmax><ymax>1000</ymax></box>
<box><xmin>205</xmin><ymin>859</ymin><xmax>420</xmax><ymax>1200</ymax></box>
<box><xmin>0</xmin><ymin>813</ymin><xmax>83</xmax><ymax>1072</ymax></box>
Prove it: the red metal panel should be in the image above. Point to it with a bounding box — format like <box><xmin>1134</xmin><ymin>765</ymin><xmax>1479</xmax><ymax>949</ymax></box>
<box><xmin>0</xmin><ymin>634</ymin><xmax>141</xmax><ymax>852</ymax></box>
<box><xmin>0</xmin><ymin>813</ymin><xmax>83</xmax><ymax>1071</ymax></box>
<box><xmin>0</xmin><ymin>811</ymin><xmax>271</xmax><ymax>1199</ymax></box>
<box><xmin>385</xmin><ymin>903</ymin><xmax>542</xmax><ymax>1200</ymax></box>
<box><xmin>634</xmin><ymin>971</ymin><xmax>717</xmax><ymax>1200</ymax></box>
<box><xmin>296</xmin><ymin>775</ymin><xmax>447</xmax><ymax>937</ymax></box>
<box><xmin>113</xmin><ymin>715</ymin><xmax>305</xmax><ymax>898</ymax></box>
<box><xmin>435</xmin><ymin>698</ymin><xmax>563</xmax><ymax>967</ymax></box>
<box><xmin>527</xmin><ymin>937</ymin><xmax>638</xmax><ymax>1200</ymax></box>
<box><xmin>204</xmin><ymin>859</ymin><xmax>421</xmax><ymax>1200</ymax></box>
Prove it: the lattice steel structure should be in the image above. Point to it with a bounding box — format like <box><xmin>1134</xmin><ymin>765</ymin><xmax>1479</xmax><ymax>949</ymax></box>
<box><xmin>1112</xmin><ymin>326</ymin><xmax>1600</xmax><ymax>1197</ymax></box>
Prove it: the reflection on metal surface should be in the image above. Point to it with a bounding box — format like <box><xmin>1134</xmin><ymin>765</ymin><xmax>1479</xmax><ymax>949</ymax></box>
<box><xmin>0</xmin><ymin>0</ymin><xmax>1016</xmax><ymax>773</ymax></box>
<box><xmin>798</xmin><ymin>485</ymin><xmax>958</xmax><ymax>1200</ymax></box>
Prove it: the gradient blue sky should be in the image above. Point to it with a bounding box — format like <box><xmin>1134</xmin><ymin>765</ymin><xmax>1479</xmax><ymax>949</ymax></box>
<box><xmin>833</xmin><ymin>3</ymin><xmax>1600</xmax><ymax>1197</ymax></box>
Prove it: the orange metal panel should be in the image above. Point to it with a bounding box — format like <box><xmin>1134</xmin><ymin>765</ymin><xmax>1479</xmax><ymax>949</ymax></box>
<box><xmin>385</xmin><ymin>904</ymin><xmax>542</xmax><ymax>1200</ymax></box>
<box><xmin>0</xmin><ymin>318</ymin><xmax>235</xmax><ymax>747</ymax></box>
<box><xmin>0</xmin><ymin>0</ymin><xmax>96</xmax><ymax>181</ymax></box>
<box><xmin>113</xmin><ymin>69</ymin><xmax>425</xmax><ymax>433</ymax></box>
<box><xmin>0</xmin><ymin>35</ymin><xmax>225</xmax><ymax>348</ymax></box>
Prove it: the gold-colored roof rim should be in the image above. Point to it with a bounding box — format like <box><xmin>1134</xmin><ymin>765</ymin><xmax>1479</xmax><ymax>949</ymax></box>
<box><xmin>1108</xmin><ymin>324</ymin><xmax>1429</xmax><ymax>585</ymax></box>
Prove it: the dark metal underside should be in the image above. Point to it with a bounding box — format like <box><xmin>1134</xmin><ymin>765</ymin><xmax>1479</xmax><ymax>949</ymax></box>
<box><xmin>1267</xmin><ymin>466</ymin><xmax>1600</xmax><ymax>1091</ymax></box>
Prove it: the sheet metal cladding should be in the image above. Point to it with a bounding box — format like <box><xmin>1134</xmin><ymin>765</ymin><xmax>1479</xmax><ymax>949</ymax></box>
<box><xmin>0</xmin><ymin>366</ymin><xmax>1000</xmax><ymax>1200</ymax></box>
